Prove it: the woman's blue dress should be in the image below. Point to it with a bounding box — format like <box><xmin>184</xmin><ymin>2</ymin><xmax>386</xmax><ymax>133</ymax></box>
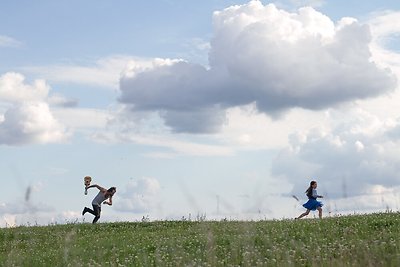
<box><xmin>303</xmin><ymin>198</ymin><xmax>323</xmax><ymax>211</ymax></box>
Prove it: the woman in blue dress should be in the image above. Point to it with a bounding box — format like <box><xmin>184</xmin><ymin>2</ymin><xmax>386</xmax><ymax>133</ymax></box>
<box><xmin>297</xmin><ymin>180</ymin><xmax>323</xmax><ymax>219</ymax></box>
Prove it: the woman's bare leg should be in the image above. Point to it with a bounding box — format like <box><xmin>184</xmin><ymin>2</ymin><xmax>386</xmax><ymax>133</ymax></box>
<box><xmin>297</xmin><ymin>209</ymin><xmax>310</xmax><ymax>219</ymax></box>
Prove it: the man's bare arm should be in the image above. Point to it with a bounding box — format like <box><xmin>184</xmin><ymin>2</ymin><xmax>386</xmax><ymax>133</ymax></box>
<box><xmin>103</xmin><ymin>196</ymin><xmax>113</xmax><ymax>206</ymax></box>
<box><xmin>86</xmin><ymin>184</ymin><xmax>106</xmax><ymax>192</ymax></box>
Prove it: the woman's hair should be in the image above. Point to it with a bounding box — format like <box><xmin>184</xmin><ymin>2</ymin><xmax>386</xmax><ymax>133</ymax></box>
<box><xmin>305</xmin><ymin>181</ymin><xmax>316</xmax><ymax>198</ymax></box>
<box><xmin>107</xmin><ymin>187</ymin><xmax>116</xmax><ymax>193</ymax></box>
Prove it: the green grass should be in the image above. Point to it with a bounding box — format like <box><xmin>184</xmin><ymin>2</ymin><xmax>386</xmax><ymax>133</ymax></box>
<box><xmin>0</xmin><ymin>212</ymin><xmax>399</xmax><ymax>266</ymax></box>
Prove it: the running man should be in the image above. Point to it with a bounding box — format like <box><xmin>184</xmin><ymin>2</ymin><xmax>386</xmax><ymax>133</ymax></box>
<box><xmin>82</xmin><ymin>184</ymin><xmax>116</xmax><ymax>224</ymax></box>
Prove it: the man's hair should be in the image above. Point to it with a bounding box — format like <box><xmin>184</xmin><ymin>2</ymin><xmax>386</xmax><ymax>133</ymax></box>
<box><xmin>107</xmin><ymin>187</ymin><xmax>116</xmax><ymax>193</ymax></box>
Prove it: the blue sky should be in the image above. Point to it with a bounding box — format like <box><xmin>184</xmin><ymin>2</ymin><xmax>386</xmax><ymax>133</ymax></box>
<box><xmin>1</xmin><ymin>0</ymin><xmax>400</xmax><ymax>226</ymax></box>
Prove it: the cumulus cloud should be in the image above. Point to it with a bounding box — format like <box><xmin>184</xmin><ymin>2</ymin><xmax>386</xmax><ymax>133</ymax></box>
<box><xmin>271</xmin><ymin>108</ymin><xmax>400</xmax><ymax>201</ymax></box>
<box><xmin>0</xmin><ymin>102</ymin><xmax>67</xmax><ymax>145</ymax></box>
<box><xmin>0</xmin><ymin>72</ymin><xmax>49</xmax><ymax>103</ymax></box>
<box><xmin>119</xmin><ymin>1</ymin><xmax>396</xmax><ymax>133</ymax></box>
<box><xmin>114</xmin><ymin>177</ymin><xmax>161</xmax><ymax>213</ymax></box>
<box><xmin>0</xmin><ymin>72</ymin><xmax>69</xmax><ymax>145</ymax></box>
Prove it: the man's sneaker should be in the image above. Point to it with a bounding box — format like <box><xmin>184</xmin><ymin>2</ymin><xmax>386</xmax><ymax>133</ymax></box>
<box><xmin>82</xmin><ymin>207</ymin><xmax>87</xmax><ymax>216</ymax></box>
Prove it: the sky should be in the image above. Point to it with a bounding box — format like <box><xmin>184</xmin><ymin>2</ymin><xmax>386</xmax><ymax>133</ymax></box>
<box><xmin>1</xmin><ymin>0</ymin><xmax>400</xmax><ymax>226</ymax></box>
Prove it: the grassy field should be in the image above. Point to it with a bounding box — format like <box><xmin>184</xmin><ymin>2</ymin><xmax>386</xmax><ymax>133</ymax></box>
<box><xmin>0</xmin><ymin>212</ymin><xmax>399</xmax><ymax>266</ymax></box>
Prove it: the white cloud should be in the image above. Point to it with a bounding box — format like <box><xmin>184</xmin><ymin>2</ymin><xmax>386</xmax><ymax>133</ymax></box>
<box><xmin>89</xmin><ymin>105</ymin><xmax>234</xmax><ymax>156</ymax></box>
<box><xmin>287</xmin><ymin>13</ymin><xmax>400</xmax><ymax>207</ymax></box>
<box><xmin>320</xmin><ymin>185</ymin><xmax>400</xmax><ymax>215</ymax></box>
<box><xmin>368</xmin><ymin>10</ymin><xmax>400</xmax><ymax>48</ymax></box>
<box><xmin>114</xmin><ymin>177</ymin><xmax>161</xmax><ymax>213</ymax></box>
<box><xmin>119</xmin><ymin>2</ymin><xmax>396</xmax><ymax>133</ymax></box>
<box><xmin>218</xmin><ymin>103</ymin><xmax>329</xmax><ymax>150</ymax></box>
<box><xmin>0</xmin><ymin>35</ymin><xmax>22</xmax><ymax>47</ymax></box>
<box><xmin>23</xmin><ymin>55</ymin><xmax>152</xmax><ymax>89</ymax></box>
<box><xmin>52</xmin><ymin>108</ymin><xmax>110</xmax><ymax>130</ymax></box>
<box><xmin>0</xmin><ymin>72</ymin><xmax>49</xmax><ymax>103</ymax></box>
<box><xmin>0</xmin><ymin>183</ymin><xmax>54</xmax><ymax>217</ymax></box>
<box><xmin>274</xmin><ymin>0</ymin><xmax>326</xmax><ymax>9</ymax></box>
<box><xmin>47</xmin><ymin>93</ymin><xmax>78</xmax><ymax>108</ymax></box>
<box><xmin>368</xmin><ymin>11</ymin><xmax>400</xmax><ymax>77</ymax></box>
<box><xmin>0</xmin><ymin>72</ymin><xmax>69</xmax><ymax>145</ymax></box>
<box><xmin>0</xmin><ymin>102</ymin><xmax>68</xmax><ymax>145</ymax></box>
<box><xmin>271</xmin><ymin>108</ymin><xmax>400</xmax><ymax>200</ymax></box>
<box><xmin>93</xmin><ymin>131</ymin><xmax>234</xmax><ymax>157</ymax></box>
<box><xmin>0</xmin><ymin>201</ymin><xmax>54</xmax><ymax>215</ymax></box>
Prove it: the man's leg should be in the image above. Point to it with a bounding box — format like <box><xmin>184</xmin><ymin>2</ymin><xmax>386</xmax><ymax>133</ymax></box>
<box><xmin>92</xmin><ymin>205</ymin><xmax>101</xmax><ymax>224</ymax></box>
<box><xmin>83</xmin><ymin>207</ymin><xmax>96</xmax><ymax>216</ymax></box>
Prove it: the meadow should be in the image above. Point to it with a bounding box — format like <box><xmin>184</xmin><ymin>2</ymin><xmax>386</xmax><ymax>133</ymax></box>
<box><xmin>0</xmin><ymin>212</ymin><xmax>399</xmax><ymax>266</ymax></box>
